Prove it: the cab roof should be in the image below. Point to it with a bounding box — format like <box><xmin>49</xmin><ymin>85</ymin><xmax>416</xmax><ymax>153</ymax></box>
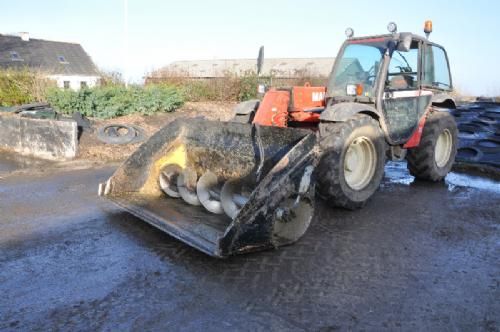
<box><xmin>346</xmin><ymin>33</ymin><xmax>443</xmax><ymax>48</ymax></box>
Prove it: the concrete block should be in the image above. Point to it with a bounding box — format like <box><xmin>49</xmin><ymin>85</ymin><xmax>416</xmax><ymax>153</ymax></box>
<box><xmin>0</xmin><ymin>114</ymin><xmax>78</xmax><ymax>160</ymax></box>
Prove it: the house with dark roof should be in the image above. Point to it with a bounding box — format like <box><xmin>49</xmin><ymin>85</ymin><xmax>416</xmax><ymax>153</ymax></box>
<box><xmin>0</xmin><ymin>32</ymin><xmax>100</xmax><ymax>90</ymax></box>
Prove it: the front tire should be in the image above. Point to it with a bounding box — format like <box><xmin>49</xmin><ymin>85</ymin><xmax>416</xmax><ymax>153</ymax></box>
<box><xmin>406</xmin><ymin>111</ymin><xmax>458</xmax><ymax>181</ymax></box>
<box><xmin>317</xmin><ymin>114</ymin><xmax>386</xmax><ymax>210</ymax></box>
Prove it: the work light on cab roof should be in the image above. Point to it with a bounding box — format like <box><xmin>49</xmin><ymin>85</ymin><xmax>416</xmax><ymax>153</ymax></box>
<box><xmin>345</xmin><ymin>27</ymin><xmax>354</xmax><ymax>39</ymax></box>
<box><xmin>387</xmin><ymin>22</ymin><xmax>398</xmax><ymax>34</ymax></box>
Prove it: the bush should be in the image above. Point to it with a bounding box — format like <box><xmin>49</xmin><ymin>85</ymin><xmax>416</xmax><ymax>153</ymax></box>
<box><xmin>237</xmin><ymin>73</ymin><xmax>266</xmax><ymax>101</ymax></box>
<box><xmin>147</xmin><ymin>70</ymin><xmax>327</xmax><ymax>102</ymax></box>
<box><xmin>0</xmin><ymin>68</ymin><xmax>54</xmax><ymax>106</ymax></box>
<box><xmin>99</xmin><ymin>70</ymin><xmax>125</xmax><ymax>86</ymax></box>
<box><xmin>179</xmin><ymin>80</ymin><xmax>219</xmax><ymax>102</ymax></box>
<box><xmin>159</xmin><ymin>72</ymin><xmax>261</xmax><ymax>103</ymax></box>
<box><xmin>46</xmin><ymin>85</ymin><xmax>184</xmax><ymax>119</ymax></box>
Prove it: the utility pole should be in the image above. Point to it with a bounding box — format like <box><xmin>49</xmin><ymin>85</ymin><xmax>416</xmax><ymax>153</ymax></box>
<box><xmin>123</xmin><ymin>0</ymin><xmax>129</xmax><ymax>87</ymax></box>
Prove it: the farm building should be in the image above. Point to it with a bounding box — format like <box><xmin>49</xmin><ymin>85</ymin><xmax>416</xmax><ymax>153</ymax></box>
<box><xmin>146</xmin><ymin>57</ymin><xmax>336</xmax><ymax>90</ymax></box>
<box><xmin>0</xmin><ymin>32</ymin><xmax>100</xmax><ymax>90</ymax></box>
<box><xmin>150</xmin><ymin>57</ymin><xmax>335</xmax><ymax>79</ymax></box>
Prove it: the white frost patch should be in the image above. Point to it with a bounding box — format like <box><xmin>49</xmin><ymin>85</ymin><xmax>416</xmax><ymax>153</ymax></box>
<box><xmin>445</xmin><ymin>172</ymin><xmax>500</xmax><ymax>194</ymax></box>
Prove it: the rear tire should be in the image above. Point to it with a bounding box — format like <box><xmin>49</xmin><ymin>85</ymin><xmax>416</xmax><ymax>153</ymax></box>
<box><xmin>406</xmin><ymin>111</ymin><xmax>458</xmax><ymax>181</ymax></box>
<box><xmin>317</xmin><ymin>114</ymin><xmax>386</xmax><ymax>210</ymax></box>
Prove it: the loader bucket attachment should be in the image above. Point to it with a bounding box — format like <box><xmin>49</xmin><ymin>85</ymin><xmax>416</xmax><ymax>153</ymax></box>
<box><xmin>99</xmin><ymin>118</ymin><xmax>317</xmax><ymax>257</ymax></box>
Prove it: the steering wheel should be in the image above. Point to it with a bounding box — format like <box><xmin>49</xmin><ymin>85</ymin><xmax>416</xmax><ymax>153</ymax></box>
<box><xmin>396</xmin><ymin>65</ymin><xmax>412</xmax><ymax>73</ymax></box>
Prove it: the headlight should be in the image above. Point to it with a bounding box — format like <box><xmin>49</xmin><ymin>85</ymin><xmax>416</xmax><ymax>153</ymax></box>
<box><xmin>346</xmin><ymin>84</ymin><xmax>363</xmax><ymax>96</ymax></box>
<box><xmin>346</xmin><ymin>84</ymin><xmax>357</xmax><ymax>96</ymax></box>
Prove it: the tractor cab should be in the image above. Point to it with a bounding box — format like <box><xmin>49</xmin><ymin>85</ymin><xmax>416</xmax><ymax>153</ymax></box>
<box><xmin>327</xmin><ymin>22</ymin><xmax>453</xmax><ymax>104</ymax></box>
<box><xmin>322</xmin><ymin>21</ymin><xmax>455</xmax><ymax>144</ymax></box>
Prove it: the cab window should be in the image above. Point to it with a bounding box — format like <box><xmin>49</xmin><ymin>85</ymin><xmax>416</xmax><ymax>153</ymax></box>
<box><xmin>386</xmin><ymin>43</ymin><xmax>419</xmax><ymax>90</ymax></box>
<box><xmin>422</xmin><ymin>45</ymin><xmax>451</xmax><ymax>90</ymax></box>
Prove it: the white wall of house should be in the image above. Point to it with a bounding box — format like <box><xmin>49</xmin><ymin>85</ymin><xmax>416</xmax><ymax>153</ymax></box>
<box><xmin>49</xmin><ymin>75</ymin><xmax>100</xmax><ymax>90</ymax></box>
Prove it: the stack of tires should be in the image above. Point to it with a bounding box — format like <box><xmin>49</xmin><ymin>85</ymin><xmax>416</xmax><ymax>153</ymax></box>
<box><xmin>451</xmin><ymin>102</ymin><xmax>500</xmax><ymax>169</ymax></box>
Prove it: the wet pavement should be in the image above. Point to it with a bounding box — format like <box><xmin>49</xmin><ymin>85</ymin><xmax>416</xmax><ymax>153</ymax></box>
<box><xmin>0</xmin><ymin>150</ymin><xmax>51</xmax><ymax>177</ymax></box>
<box><xmin>0</xmin><ymin>158</ymin><xmax>499</xmax><ymax>331</ymax></box>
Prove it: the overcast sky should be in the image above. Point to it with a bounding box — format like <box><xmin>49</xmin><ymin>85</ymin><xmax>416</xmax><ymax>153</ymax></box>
<box><xmin>2</xmin><ymin>0</ymin><xmax>499</xmax><ymax>95</ymax></box>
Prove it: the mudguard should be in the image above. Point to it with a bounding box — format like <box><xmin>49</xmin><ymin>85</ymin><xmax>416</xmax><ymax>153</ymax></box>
<box><xmin>319</xmin><ymin>102</ymin><xmax>382</xmax><ymax>122</ymax></box>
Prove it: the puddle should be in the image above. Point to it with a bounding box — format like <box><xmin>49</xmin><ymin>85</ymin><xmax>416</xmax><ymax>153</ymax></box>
<box><xmin>385</xmin><ymin>161</ymin><xmax>500</xmax><ymax>194</ymax></box>
<box><xmin>384</xmin><ymin>161</ymin><xmax>415</xmax><ymax>185</ymax></box>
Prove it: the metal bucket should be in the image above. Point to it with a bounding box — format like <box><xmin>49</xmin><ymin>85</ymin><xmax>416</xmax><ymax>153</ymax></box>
<box><xmin>99</xmin><ymin>118</ymin><xmax>318</xmax><ymax>257</ymax></box>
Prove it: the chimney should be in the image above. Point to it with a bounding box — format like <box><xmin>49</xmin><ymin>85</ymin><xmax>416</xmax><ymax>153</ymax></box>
<box><xmin>19</xmin><ymin>32</ymin><xmax>29</xmax><ymax>41</ymax></box>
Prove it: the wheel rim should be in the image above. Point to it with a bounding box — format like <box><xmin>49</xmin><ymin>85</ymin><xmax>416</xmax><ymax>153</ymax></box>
<box><xmin>344</xmin><ymin>136</ymin><xmax>377</xmax><ymax>190</ymax></box>
<box><xmin>435</xmin><ymin>128</ymin><xmax>452</xmax><ymax>168</ymax></box>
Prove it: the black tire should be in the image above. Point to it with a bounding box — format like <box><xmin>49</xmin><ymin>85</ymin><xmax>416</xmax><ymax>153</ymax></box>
<box><xmin>406</xmin><ymin>111</ymin><xmax>458</xmax><ymax>181</ymax></box>
<box><xmin>317</xmin><ymin>114</ymin><xmax>386</xmax><ymax>210</ymax></box>
<box><xmin>97</xmin><ymin>124</ymin><xmax>144</xmax><ymax>145</ymax></box>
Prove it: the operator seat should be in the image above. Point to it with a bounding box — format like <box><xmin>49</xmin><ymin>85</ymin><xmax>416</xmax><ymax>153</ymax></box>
<box><xmin>389</xmin><ymin>75</ymin><xmax>415</xmax><ymax>90</ymax></box>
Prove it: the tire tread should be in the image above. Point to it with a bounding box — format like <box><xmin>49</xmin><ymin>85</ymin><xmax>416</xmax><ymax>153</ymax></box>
<box><xmin>406</xmin><ymin>111</ymin><xmax>458</xmax><ymax>181</ymax></box>
<box><xmin>317</xmin><ymin>115</ymin><xmax>386</xmax><ymax>210</ymax></box>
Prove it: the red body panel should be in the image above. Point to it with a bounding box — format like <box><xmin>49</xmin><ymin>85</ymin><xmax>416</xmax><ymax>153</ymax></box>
<box><xmin>289</xmin><ymin>111</ymin><xmax>321</xmax><ymax>123</ymax></box>
<box><xmin>252</xmin><ymin>89</ymin><xmax>290</xmax><ymax>127</ymax></box>
<box><xmin>349</xmin><ymin>37</ymin><xmax>387</xmax><ymax>44</ymax></box>
<box><xmin>403</xmin><ymin>113</ymin><xmax>427</xmax><ymax>148</ymax></box>
<box><xmin>253</xmin><ymin>86</ymin><xmax>327</xmax><ymax>127</ymax></box>
<box><xmin>291</xmin><ymin>86</ymin><xmax>326</xmax><ymax>111</ymax></box>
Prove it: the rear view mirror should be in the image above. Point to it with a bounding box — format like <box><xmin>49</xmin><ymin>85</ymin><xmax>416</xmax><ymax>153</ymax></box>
<box><xmin>257</xmin><ymin>46</ymin><xmax>264</xmax><ymax>75</ymax></box>
<box><xmin>397</xmin><ymin>33</ymin><xmax>412</xmax><ymax>52</ymax></box>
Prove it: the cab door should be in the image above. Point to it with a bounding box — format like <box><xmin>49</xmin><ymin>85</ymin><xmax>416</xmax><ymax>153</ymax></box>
<box><xmin>382</xmin><ymin>40</ymin><xmax>427</xmax><ymax>144</ymax></box>
<box><xmin>421</xmin><ymin>42</ymin><xmax>453</xmax><ymax>94</ymax></box>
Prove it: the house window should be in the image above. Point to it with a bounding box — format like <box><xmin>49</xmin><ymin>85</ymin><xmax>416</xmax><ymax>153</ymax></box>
<box><xmin>58</xmin><ymin>55</ymin><xmax>68</xmax><ymax>64</ymax></box>
<box><xmin>80</xmin><ymin>81</ymin><xmax>88</xmax><ymax>89</ymax></box>
<box><xmin>63</xmin><ymin>81</ymin><xmax>70</xmax><ymax>89</ymax></box>
<box><xmin>10</xmin><ymin>51</ymin><xmax>23</xmax><ymax>61</ymax></box>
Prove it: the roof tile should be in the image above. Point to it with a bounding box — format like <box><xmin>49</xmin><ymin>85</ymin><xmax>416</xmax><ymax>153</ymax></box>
<box><xmin>0</xmin><ymin>34</ymin><xmax>99</xmax><ymax>76</ymax></box>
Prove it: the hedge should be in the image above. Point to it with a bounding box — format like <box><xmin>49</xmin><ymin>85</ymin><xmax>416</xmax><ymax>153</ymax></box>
<box><xmin>0</xmin><ymin>68</ymin><xmax>54</xmax><ymax>106</ymax></box>
<box><xmin>45</xmin><ymin>85</ymin><xmax>184</xmax><ymax>119</ymax></box>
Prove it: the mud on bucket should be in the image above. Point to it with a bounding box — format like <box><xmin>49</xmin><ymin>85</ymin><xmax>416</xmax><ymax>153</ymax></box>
<box><xmin>99</xmin><ymin>118</ymin><xmax>318</xmax><ymax>257</ymax></box>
